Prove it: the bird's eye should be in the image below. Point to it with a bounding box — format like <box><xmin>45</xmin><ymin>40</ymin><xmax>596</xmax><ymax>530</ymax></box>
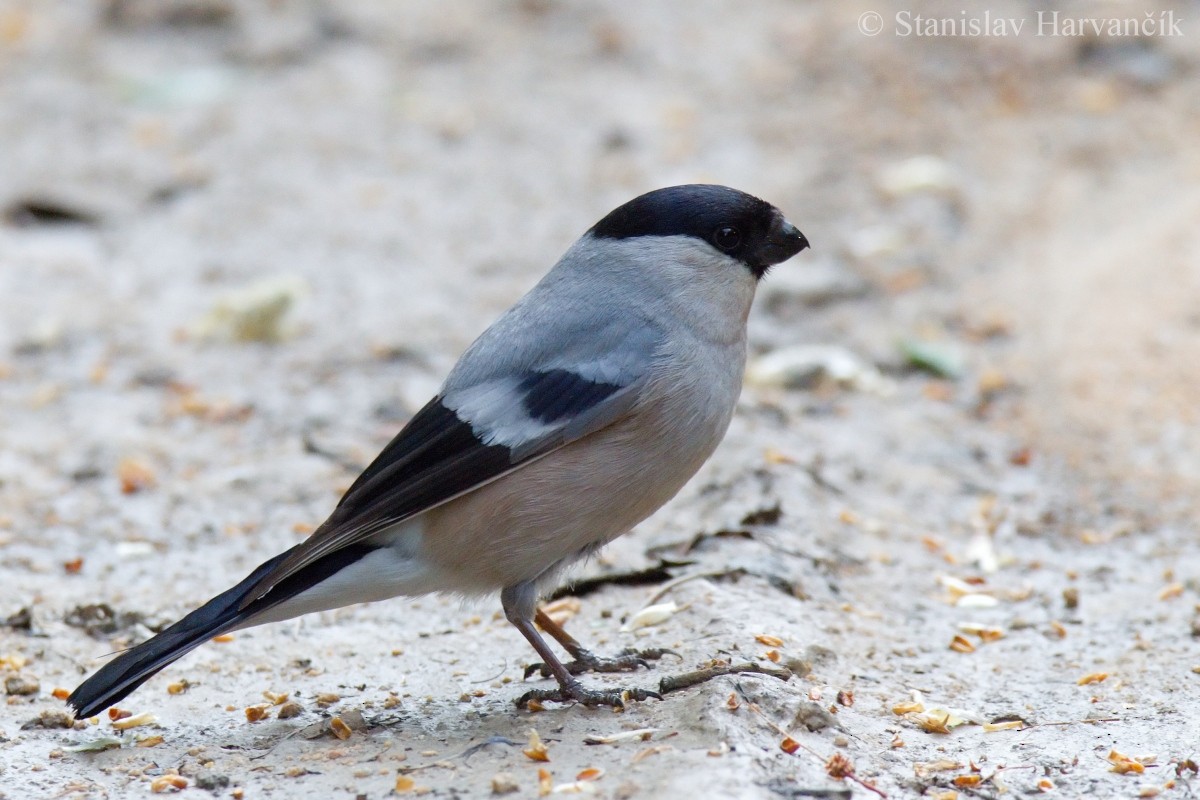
<box><xmin>713</xmin><ymin>226</ymin><xmax>741</xmax><ymax>251</ymax></box>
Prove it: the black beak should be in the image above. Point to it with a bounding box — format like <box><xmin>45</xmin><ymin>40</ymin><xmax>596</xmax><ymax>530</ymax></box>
<box><xmin>752</xmin><ymin>215</ymin><xmax>810</xmax><ymax>274</ymax></box>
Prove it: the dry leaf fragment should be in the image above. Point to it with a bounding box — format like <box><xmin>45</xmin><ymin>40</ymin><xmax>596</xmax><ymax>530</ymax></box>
<box><xmin>135</xmin><ymin>735</ymin><xmax>164</xmax><ymax>748</ymax></box>
<box><xmin>913</xmin><ymin>706</ymin><xmax>982</xmax><ymax>734</ymax></box>
<box><xmin>916</xmin><ymin>711</ymin><xmax>953</xmax><ymax>734</ymax></box>
<box><xmin>329</xmin><ymin>716</ymin><xmax>353</xmax><ymax>740</ymax></box>
<box><xmin>892</xmin><ymin>700</ymin><xmax>925</xmax><ymax>715</ymax></box>
<box><xmin>755</xmin><ymin>634</ymin><xmax>784</xmax><ymax>647</ymax></box>
<box><xmin>63</xmin><ymin>737</ymin><xmax>122</xmax><ymax>753</ymax></box>
<box><xmin>836</xmin><ymin>689</ymin><xmax>854</xmax><ymax>707</ymax></box>
<box><xmin>825</xmin><ymin>753</ymin><xmax>854</xmax><ymax>779</ymax></box>
<box><xmin>112</xmin><ymin>712</ymin><xmax>157</xmax><ymax>730</ymax></box>
<box><xmin>1078</xmin><ymin>672</ymin><xmax>1109</xmax><ymax>685</ymax></box>
<box><xmin>524</xmin><ymin>728</ymin><xmax>550</xmax><ymax>762</ymax></box>
<box><xmin>726</xmin><ymin>692</ymin><xmax>740</xmax><ymax>711</ymax></box>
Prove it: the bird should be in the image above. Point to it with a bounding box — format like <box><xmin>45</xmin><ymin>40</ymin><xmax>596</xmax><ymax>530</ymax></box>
<box><xmin>67</xmin><ymin>184</ymin><xmax>809</xmax><ymax>719</ymax></box>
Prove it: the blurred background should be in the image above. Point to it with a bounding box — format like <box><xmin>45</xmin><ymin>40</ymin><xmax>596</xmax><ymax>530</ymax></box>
<box><xmin>1</xmin><ymin>0</ymin><xmax>1198</xmax><ymax>796</ymax></box>
<box><xmin>2</xmin><ymin>0</ymin><xmax>1197</xmax><ymax>510</ymax></box>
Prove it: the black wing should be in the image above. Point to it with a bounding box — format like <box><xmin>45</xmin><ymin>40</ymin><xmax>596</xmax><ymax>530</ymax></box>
<box><xmin>241</xmin><ymin>370</ymin><xmax>633</xmax><ymax>606</ymax></box>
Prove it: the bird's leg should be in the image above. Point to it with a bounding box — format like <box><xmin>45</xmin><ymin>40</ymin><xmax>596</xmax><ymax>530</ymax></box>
<box><xmin>523</xmin><ymin>608</ymin><xmax>677</xmax><ymax>679</ymax></box>
<box><xmin>501</xmin><ymin>584</ymin><xmax>660</xmax><ymax>710</ymax></box>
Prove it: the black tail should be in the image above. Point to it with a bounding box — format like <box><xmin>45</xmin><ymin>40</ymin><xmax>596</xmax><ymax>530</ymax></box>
<box><xmin>66</xmin><ymin>551</ymin><xmax>288</xmax><ymax>719</ymax></box>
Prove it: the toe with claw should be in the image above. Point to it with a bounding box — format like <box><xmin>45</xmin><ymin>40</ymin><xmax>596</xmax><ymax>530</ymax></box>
<box><xmin>515</xmin><ymin>679</ymin><xmax>662</xmax><ymax>710</ymax></box>
<box><xmin>523</xmin><ymin>647</ymin><xmax>679</xmax><ymax>680</ymax></box>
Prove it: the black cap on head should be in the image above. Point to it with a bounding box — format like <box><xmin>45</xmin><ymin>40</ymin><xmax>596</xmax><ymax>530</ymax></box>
<box><xmin>589</xmin><ymin>184</ymin><xmax>809</xmax><ymax>278</ymax></box>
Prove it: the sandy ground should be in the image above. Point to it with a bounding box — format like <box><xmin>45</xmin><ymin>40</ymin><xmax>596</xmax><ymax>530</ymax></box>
<box><xmin>2</xmin><ymin>1</ymin><xmax>1199</xmax><ymax>798</ymax></box>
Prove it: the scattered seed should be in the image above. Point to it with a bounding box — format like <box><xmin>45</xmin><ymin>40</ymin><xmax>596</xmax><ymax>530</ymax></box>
<box><xmin>5</xmin><ymin>674</ymin><xmax>40</xmax><ymax>695</ymax></box>
<box><xmin>330</xmin><ymin>717</ymin><xmax>352</xmax><ymax>740</ymax></box>
<box><xmin>621</xmin><ymin>602</ymin><xmax>678</xmax><ymax>631</ymax></box>
<box><xmin>1078</xmin><ymin>672</ymin><xmax>1109</xmax><ymax>686</ymax></box>
<box><xmin>983</xmin><ymin>720</ymin><xmax>1024</xmax><ymax>732</ymax></box>
<box><xmin>1159</xmin><ymin>583</ymin><xmax>1184</xmax><ymax>601</ymax></box>
<box><xmin>244</xmin><ymin>704</ymin><xmax>270</xmax><ymax>723</ymax></box>
<box><xmin>583</xmin><ymin>729</ymin><xmax>657</xmax><ymax>745</ymax></box>
<box><xmin>118</xmin><ymin>458</ymin><xmax>156</xmax><ymax>494</ymax></box>
<box><xmin>277</xmin><ymin>701</ymin><xmax>303</xmax><ymax>719</ymax></box>
<box><xmin>491</xmin><ymin>772</ymin><xmax>519</xmax><ymax>794</ymax></box>
<box><xmin>524</xmin><ymin>728</ymin><xmax>550</xmax><ymax>762</ymax></box>
<box><xmin>1108</xmin><ymin>749</ymin><xmax>1146</xmax><ymax>774</ymax></box>
<box><xmin>112</xmin><ymin>712</ymin><xmax>156</xmax><ymax>730</ymax></box>
<box><xmin>149</xmin><ymin>775</ymin><xmax>187</xmax><ymax>793</ymax></box>
<box><xmin>949</xmin><ymin>635</ymin><xmax>975</xmax><ymax>653</ymax></box>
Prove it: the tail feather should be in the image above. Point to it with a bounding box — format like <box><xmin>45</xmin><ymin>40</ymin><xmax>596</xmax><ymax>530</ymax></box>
<box><xmin>66</xmin><ymin>552</ymin><xmax>287</xmax><ymax>720</ymax></box>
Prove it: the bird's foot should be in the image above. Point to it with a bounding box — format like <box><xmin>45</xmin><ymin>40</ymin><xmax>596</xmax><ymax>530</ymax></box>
<box><xmin>515</xmin><ymin>679</ymin><xmax>661</xmax><ymax>710</ymax></box>
<box><xmin>523</xmin><ymin>647</ymin><xmax>678</xmax><ymax>680</ymax></box>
